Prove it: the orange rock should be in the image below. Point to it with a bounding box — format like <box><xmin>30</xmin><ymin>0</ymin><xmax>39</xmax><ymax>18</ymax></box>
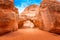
<box><xmin>0</xmin><ymin>0</ymin><xmax>18</xmax><ymax>35</ymax></box>
<box><xmin>40</xmin><ymin>0</ymin><xmax>60</xmax><ymax>34</ymax></box>
<box><xmin>18</xmin><ymin>4</ymin><xmax>43</xmax><ymax>28</ymax></box>
<box><xmin>18</xmin><ymin>0</ymin><xmax>60</xmax><ymax>34</ymax></box>
<box><xmin>23</xmin><ymin>20</ymin><xmax>34</xmax><ymax>28</ymax></box>
<box><xmin>0</xmin><ymin>10</ymin><xmax>18</xmax><ymax>35</ymax></box>
<box><xmin>0</xmin><ymin>0</ymin><xmax>18</xmax><ymax>14</ymax></box>
<box><xmin>40</xmin><ymin>7</ymin><xmax>55</xmax><ymax>31</ymax></box>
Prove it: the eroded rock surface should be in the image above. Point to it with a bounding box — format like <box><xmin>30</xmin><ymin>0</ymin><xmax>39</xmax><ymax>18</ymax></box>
<box><xmin>19</xmin><ymin>5</ymin><xmax>43</xmax><ymax>28</ymax></box>
<box><xmin>0</xmin><ymin>0</ymin><xmax>18</xmax><ymax>35</ymax></box>
<box><xmin>40</xmin><ymin>0</ymin><xmax>60</xmax><ymax>34</ymax></box>
<box><xmin>19</xmin><ymin>0</ymin><xmax>60</xmax><ymax>34</ymax></box>
<box><xmin>23</xmin><ymin>20</ymin><xmax>34</xmax><ymax>28</ymax></box>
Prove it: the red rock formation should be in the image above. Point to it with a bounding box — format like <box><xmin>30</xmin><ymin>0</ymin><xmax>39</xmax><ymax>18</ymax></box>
<box><xmin>23</xmin><ymin>20</ymin><xmax>34</xmax><ymax>28</ymax></box>
<box><xmin>40</xmin><ymin>0</ymin><xmax>60</xmax><ymax>34</ymax></box>
<box><xmin>19</xmin><ymin>5</ymin><xmax>43</xmax><ymax>28</ymax></box>
<box><xmin>18</xmin><ymin>0</ymin><xmax>60</xmax><ymax>34</ymax></box>
<box><xmin>10</xmin><ymin>0</ymin><xmax>14</xmax><ymax>2</ymax></box>
<box><xmin>40</xmin><ymin>7</ymin><xmax>55</xmax><ymax>31</ymax></box>
<box><xmin>0</xmin><ymin>0</ymin><xmax>18</xmax><ymax>14</ymax></box>
<box><xmin>0</xmin><ymin>0</ymin><xmax>18</xmax><ymax>35</ymax></box>
<box><xmin>40</xmin><ymin>0</ymin><xmax>60</xmax><ymax>12</ymax></box>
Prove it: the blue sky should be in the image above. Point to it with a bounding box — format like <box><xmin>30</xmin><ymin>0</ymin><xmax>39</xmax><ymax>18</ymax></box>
<box><xmin>14</xmin><ymin>0</ymin><xmax>42</xmax><ymax>13</ymax></box>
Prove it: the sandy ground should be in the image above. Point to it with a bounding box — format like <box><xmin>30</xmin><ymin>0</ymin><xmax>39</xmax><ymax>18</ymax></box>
<box><xmin>0</xmin><ymin>28</ymin><xmax>60</xmax><ymax>40</ymax></box>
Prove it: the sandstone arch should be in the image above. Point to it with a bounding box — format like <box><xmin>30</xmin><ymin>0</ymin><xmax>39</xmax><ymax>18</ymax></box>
<box><xmin>18</xmin><ymin>15</ymin><xmax>43</xmax><ymax>29</ymax></box>
<box><xmin>18</xmin><ymin>4</ymin><xmax>43</xmax><ymax>29</ymax></box>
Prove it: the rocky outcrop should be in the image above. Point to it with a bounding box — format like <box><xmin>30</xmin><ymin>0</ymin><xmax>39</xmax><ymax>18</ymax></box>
<box><xmin>40</xmin><ymin>0</ymin><xmax>60</xmax><ymax>12</ymax></box>
<box><xmin>0</xmin><ymin>0</ymin><xmax>18</xmax><ymax>13</ymax></box>
<box><xmin>19</xmin><ymin>5</ymin><xmax>43</xmax><ymax>28</ymax></box>
<box><xmin>18</xmin><ymin>0</ymin><xmax>60</xmax><ymax>34</ymax></box>
<box><xmin>40</xmin><ymin>8</ymin><xmax>55</xmax><ymax>31</ymax></box>
<box><xmin>0</xmin><ymin>0</ymin><xmax>18</xmax><ymax>35</ymax></box>
<box><xmin>40</xmin><ymin>0</ymin><xmax>60</xmax><ymax>34</ymax></box>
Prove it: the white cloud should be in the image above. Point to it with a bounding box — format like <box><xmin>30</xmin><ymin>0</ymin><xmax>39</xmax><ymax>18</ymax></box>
<box><xmin>16</xmin><ymin>0</ymin><xmax>32</xmax><ymax>14</ymax></box>
<box><xmin>57</xmin><ymin>0</ymin><xmax>60</xmax><ymax>2</ymax></box>
<box><xmin>16</xmin><ymin>0</ymin><xmax>40</xmax><ymax>14</ymax></box>
<box><xmin>18</xmin><ymin>8</ymin><xmax>24</xmax><ymax>14</ymax></box>
<box><xmin>17</xmin><ymin>2</ymin><xmax>29</xmax><ymax>14</ymax></box>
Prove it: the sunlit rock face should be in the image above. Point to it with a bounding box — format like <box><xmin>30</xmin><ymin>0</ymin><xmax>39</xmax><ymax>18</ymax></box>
<box><xmin>0</xmin><ymin>0</ymin><xmax>13</xmax><ymax>2</ymax></box>
<box><xmin>0</xmin><ymin>0</ymin><xmax>18</xmax><ymax>14</ymax></box>
<box><xmin>23</xmin><ymin>20</ymin><xmax>34</xmax><ymax>28</ymax></box>
<box><xmin>0</xmin><ymin>0</ymin><xmax>19</xmax><ymax>22</ymax></box>
<box><xmin>0</xmin><ymin>0</ymin><xmax>18</xmax><ymax>35</ymax></box>
<box><xmin>40</xmin><ymin>0</ymin><xmax>60</xmax><ymax>12</ymax></box>
<box><xmin>18</xmin><ymin>14</ymin><xmax>27</xmax><ymax>28</ymax></box>
<box><xmin>40</xmin><ymin>8</ymin><xmax>55</xmax><ymax>31</ymax></box>
<box><xmin>19</xmin><ymin>5</ymin><xmax>43</xmax><ymax>28</ymax></box>
<box><xmin>10</xmin><ymin>0</ymin><xmax>14</xmax><ymax>2</ymax></box>
<box><xmin>40</xmin><ymin>0</ymin><xmax>60</xmax><ymax>34</ymax></box>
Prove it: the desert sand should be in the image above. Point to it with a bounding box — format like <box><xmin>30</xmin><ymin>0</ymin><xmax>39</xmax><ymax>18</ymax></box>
<box><xmin>0</xmin><ymin>28</ymin><xmax>60</xmax><ymax>40</ymax></box>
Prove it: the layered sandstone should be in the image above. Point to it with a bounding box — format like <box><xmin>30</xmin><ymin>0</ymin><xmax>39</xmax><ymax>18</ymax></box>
<box><xmin>0</xmin><ymin>0</ymin><xmax>18</xmax><ymax>14</ymax></box>
<box><xmin>18</xmin><ymin>0</ymin><xmax>60</xmax><ymax>34</ymax></box>
<box><xmin>0</xmin><ymin>0</ymin><xmax>18</xmax><ymax>35</ymax></box>
<box><xmin>19</xmin><ymin>5</ymin><xmax>43</xmax><ymax>28</ymax></box>
<box><xmin>40</xmin><ymin>0</ymin><xmax>60</xmax><ymax>12</ymax></box>
<box><xmin>40</xmin><ymin>0</ymin><xmax>60</xmax><ymax>34</ymax></box>
<box><xmin>23</xmin><ymin>20</ymin><xmax>34</xmax><ymax>28</ymax></box>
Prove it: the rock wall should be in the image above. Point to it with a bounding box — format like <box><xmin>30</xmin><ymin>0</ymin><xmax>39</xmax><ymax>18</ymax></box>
<box><xmin>40</xmin><ymin>8</ymin><xmax>55</xmax><ymax>31</ymax></box>
<box><xmin>0</xmin><ymin>0</ymin><xmax>18</xmax><ymax>35</ymax></box>
<box><xmin>40</xmin><ymin>0</ymin><xmax>60</xmax><ymax>34</ymax></box>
